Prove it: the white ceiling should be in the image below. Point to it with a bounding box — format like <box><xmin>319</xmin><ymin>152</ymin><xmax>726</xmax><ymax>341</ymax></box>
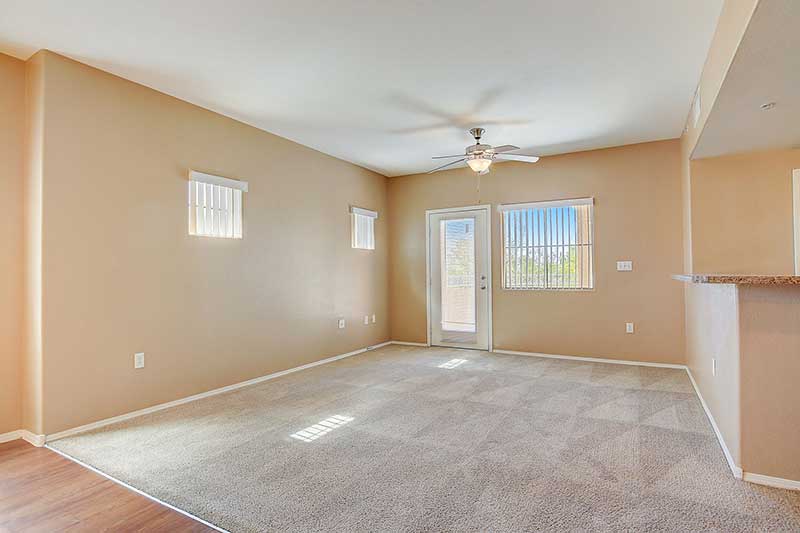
<box><xmin>1</xmin><ymin>0</ymin><xmax>722</xmax><ymax>177</ymax></box>
<box><xmin>694</xmin><ymin>0</ymin><xmax>800</xmax><ymax>159</ymax></box>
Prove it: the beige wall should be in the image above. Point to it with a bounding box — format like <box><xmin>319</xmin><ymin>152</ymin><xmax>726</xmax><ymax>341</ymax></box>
<box><xmin>690</xmin><ymin>148</ymin><xmax>798</xmax><ymax>275</ymax></box>
<box><xmin>680</xmin><ymin>135</ymin><xmax>694</xmax><ymax>275</ymax></box>
<box><xmin>21</xmin><ymin>52</ymin><xmax>46</xmax><ymax>435</ymax></box>
<box><xmin>679</xmin><ymin>0</ymin><xmax>799</xmax><ymax>485</ymax></box>
<box><xmin>389</xmin><ymin>140</ymin><xmax>686</xmax><ymax>364</ymax></box>
<box><xmin>684</xmin><ymin>282</ymin><xmax>741</xmax><ymax>464</ymax></box>
<box><xmin>682</xmin><ymin>145</ymin><xmax>799</xmax><ymax>479</ymax></box>
<box><xmin>0</xmin><ymin>53</ymin><xmax>25</xmax><ymax>434</ymax></box>
<box><xmin>685</xmin><ymin>0</ymin><xmax>758</xmax><ymax>157</ymax></box>
<box><xmin>32</xmin><ymin>52</ymin><xmax>388</xmax><ymax>434</ymax></box>
<box><xmin>680</xmin><ymin>1</ymin><xmax>789</xmax><ymax>279</ymax></box>
<box><xmin>739</xmin><ymin>285</ymin><xmax>800</xmax><ymax>480</ymax></box>
<box><xmin>680</xmin><ymin>0</ymin><xmax>758</xmax><ymax>274</ymax></box>
<box><xmin>684</xmin><ymin>281</ymin><xmax>800</xmax><ymax>481</ymax></box>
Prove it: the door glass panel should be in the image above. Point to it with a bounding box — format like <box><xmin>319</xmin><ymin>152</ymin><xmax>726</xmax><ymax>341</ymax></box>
<box><xmin>440</xmin><ymin>218</ymin><xmax>476</xmax><ymax>333</ymax></box>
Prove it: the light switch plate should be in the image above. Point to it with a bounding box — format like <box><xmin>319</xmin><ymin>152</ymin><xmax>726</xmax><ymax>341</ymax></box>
<box><xmin>364</xmin><ymin>315</ymin><xmax>369</xmax><ymax>325</ymax></box>
<box><xmin>617</xmin><ymin>260</ymin><xmax>633</xmax><ymax>272</ymax></box>
<box><xmin>338</xmin><ymin>318</ymin><xmax>346</xmax><ymax>329</ymax></box>
<box><xmin>625</xmin><ymin>322</ymin><xmax>634</xmax><ymax>334</ymax></box>
<box><xmin>372</xmin><ymin>314</ymin><xmax>376</xmax><ymax>323</ymax></box>
<box><xmin>134</xmin><ymin>352</ymin><xmax>145</xmax><ymax>369</ymax></box>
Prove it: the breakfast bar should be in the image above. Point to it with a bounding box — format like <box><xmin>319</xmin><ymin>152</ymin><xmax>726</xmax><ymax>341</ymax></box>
<box><xmin>676</xmin><ymin>274</ymin><xmax>800</xmax><ymax>488</ymax></box>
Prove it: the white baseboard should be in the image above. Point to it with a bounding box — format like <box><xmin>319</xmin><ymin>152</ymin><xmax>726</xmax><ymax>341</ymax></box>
<box><xmin>491</xmin><ymin>348</ymin><xmax>686</xmax><ymax>369</ymax></box>
<box><xmin>20</xmin><ymin>430</ymin><xmax>46</xmax><ymax>447</ymax></box>
<box><xmin>27</xmin><ymin>340</ymin><xmax>800</xmax><ymax>497</ymax></box>
<box><xmin>366</xmin><ymin>341</ymin><xmax>393</xmax><ymax>350</ymax></box>
<box><xmin>685</xmin><ymin>368</ymin><xmax>743</xmax><ymax>479</ymax></box>
<box><xmin>494</xmin><ymin>350</ymin><xmax>799</xmax><ymax>490</ymax></box>
<box><xmin>742</xmin><ymin>472</ymin><xmax>800</xmax><ymax>491</ymax></box>
<box><xmin>46</xmin><ymin>340</ymin><xmax>392</xmax><ymax>443</ymax></box>
<box><xmin>0</xmin><ymin>429</ymin><xmax>46</xmax><ymax>447</ymax></box>
<box><xmin>46</xmin><ymin>446</ymin><xmax>228</xmax><ymax>532</ymax></box>
<box><xmin>43</xmin><ymin>343</ymin><xmax>682</xmax><ymax>444</ymax></box>
<box><xmin>0</xmin><ymin>430</ymin><xmax>21</xmax><ymax>444</ymax></box>
<box><xmin>390</xmin><ymin>341</ymin><xmax>429</xmax><ymax>347</ymax></box>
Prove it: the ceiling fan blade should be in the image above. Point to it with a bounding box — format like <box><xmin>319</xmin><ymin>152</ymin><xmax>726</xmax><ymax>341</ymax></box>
<box><xmin>427</xmin><ymin>158</ymin><xmax>466</xmax><ymax>174</ymax></box>
<box><xmin>432</xmin><ymin>154</ymin><xmax>466</xmax><ymax>159</ymax></box>
<box><xmin>495</xmin><ymin>153</ymin><xmax>540</xmax><ymax>163</ymax></box>
<box><xmin>491</xmin><ymin>144</ymin><xmax>520</xmax><ymax>154</ymax></box>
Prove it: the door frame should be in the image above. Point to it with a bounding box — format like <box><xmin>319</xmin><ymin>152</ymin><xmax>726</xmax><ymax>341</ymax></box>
<box><xmin>793</xmin><ymin>169</ymin><xmax>799</xmax><ymax>275</ymax></box>
<box><xmin>425</xmin><ymin>204</ymin><xmax>493</xmax><ymax>351</ymax></box>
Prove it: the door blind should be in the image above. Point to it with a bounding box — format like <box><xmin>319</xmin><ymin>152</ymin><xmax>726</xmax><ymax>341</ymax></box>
<box><xmin>440</xmin><ymin>218</ymin><xmax>476</xmax><ymax>333</ymax></box>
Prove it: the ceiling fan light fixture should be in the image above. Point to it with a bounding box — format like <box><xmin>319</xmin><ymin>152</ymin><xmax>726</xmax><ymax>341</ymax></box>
<box><xmin>466</xmin><ymin>156</ymin><xmax>493</xmax><ymax>173</ymax></box>
<box><xmin>427</xmin><ymin>128</ymin><xmax>539</xmax><ymax>174</ymax></box>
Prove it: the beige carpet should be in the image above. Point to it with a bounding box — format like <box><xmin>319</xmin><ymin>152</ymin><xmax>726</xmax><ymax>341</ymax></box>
<box><xmin>50</xmin><ymin>345</ymin><xmax>800</xmax><ymax>532</ymax></box>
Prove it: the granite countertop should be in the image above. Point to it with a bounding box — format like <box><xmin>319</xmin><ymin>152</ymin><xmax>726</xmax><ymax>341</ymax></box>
<box><xmin>672</xmin><ymin>274</ymin><xmax>800</xmax><ymax>285</ymax></box>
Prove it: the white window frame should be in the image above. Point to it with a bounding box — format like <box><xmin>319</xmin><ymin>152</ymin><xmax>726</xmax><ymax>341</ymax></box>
<box><xmin>351</xmin><ymin>206</ymin><xmax>377</xmax><ymax>250</ymax></box>
<box><xmin>188</xmin><ymin>170</ymin><xmax>248</xmax><ymax>239</ymax></box>
<box><xmin>498</xmin><ymin>197</ymin><xmax>595</xmax><ymax>291</ymax></box>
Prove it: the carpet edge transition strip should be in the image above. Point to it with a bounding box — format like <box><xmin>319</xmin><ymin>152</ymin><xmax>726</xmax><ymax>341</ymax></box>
<box><xmin>45</xmin><ymin>444</ymin><xmax>229</xmax><ymax>533</ymax></box>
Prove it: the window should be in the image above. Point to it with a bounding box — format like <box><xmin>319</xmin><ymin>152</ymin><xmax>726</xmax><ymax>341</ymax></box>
<box><xmin>188</xmin><ymin>171</ymin><xmax>248</xmax><ymax>239</ymax></box>
<box><xmin>441</xmin><ymin>218</ymin><xmax>475</xmax><ymax>332</ymax></box>
<box><xmin>500</xmin><ymin>197</ymin><xmax>594</xmax><ymax>290</ymax></box>
<box><xmin>351</xmin><ymin>206</ymin><xmax>377</xmax><ymax>250</ymax></box>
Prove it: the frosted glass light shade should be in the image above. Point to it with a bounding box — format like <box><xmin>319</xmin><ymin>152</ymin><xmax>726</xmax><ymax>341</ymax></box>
<box><xmin>466</xmin><ymin>157</ymin><xmax>492</xmax><ymax>173</ymax></box>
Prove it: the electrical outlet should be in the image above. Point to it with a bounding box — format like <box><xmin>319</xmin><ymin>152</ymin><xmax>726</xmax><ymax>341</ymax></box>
<box><xmin>712</xmin><ymin>357</ymin><xmax>717</xmax><ymax>376</ymax></box>
<box><xmin>617</xmin><ymin>261</ymin><xmax>633</xmax><ymax>272</ymax></box>
<box><xmin>338</xmin><ymin>318</ymin><xmax>346</xmax><ymax>329</ymax></box>
<box><xmin>372</xmin><ymin>314</ymin><xmax>376</xmax><ymax>324</ymax></box>
<box><xmin>134</xmin><ymin>352</ymin><xmax>145</xmax><ymax>369</ymax></box>
<box><xmin>625</xmin><ymin>322</ymin><xmax>634</xmax><ymax>334</ymax></box>
<box><xmin>364</xmin><ymin>315</ymin><xmax>369</xmax><ymax>325</ymax></box>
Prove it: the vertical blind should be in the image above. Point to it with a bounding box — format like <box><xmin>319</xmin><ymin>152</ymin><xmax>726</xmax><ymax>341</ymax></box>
<box><xmin>351</xmin><ymin>206</ymin><xmax>377</xmax><ymax>250</ymax></box>
<box><xmin>499</xmin><ymin>198</ymin><xmax>594</xmax><ymax>290</ymax></box>
<box><xmin>188</xmin><ymin>171</ymin><xmax>248</xmax><ymax>239</ymax></box>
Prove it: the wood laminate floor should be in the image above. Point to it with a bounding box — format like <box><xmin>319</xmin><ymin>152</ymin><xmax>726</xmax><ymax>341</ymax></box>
<box><xmin>0</xmin><ymin>439</ymin><xmax>213</xmax><ymax>532</ymax></box>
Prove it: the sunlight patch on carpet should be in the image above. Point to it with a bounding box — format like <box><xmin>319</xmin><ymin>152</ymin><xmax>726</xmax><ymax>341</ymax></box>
<box><xmin>290</xmin><ymin>415</ymin><xmax>354</xmax><ymax>443</ymax></box>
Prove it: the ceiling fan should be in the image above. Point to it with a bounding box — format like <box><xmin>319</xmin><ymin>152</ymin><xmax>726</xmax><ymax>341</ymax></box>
<box><xmin>428</xmin><ymin>128</ymin><xmax>540</xmax><ymax>174</ymax></box>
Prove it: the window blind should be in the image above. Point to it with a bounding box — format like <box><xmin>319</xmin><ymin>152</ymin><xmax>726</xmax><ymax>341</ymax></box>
<box><xmin>499</xmin><ymin>197</ymin><xmax>594</xmax><ymax>290</ymax></box>
<box><xmin>188</xmin><ymin>171</ymin><xmax>247</xmax><ymax>239</ymax></box>
<box><xmin>351</xmin><ymin>206</ymin><xmax>377</xmax><ymax>250</ymax></box>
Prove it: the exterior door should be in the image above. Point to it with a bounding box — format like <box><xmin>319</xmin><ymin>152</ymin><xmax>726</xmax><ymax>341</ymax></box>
<box><xmin>428</xmin><ymin>207</ymin><xmax>490</xmax><ymax>350</ymax></box>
